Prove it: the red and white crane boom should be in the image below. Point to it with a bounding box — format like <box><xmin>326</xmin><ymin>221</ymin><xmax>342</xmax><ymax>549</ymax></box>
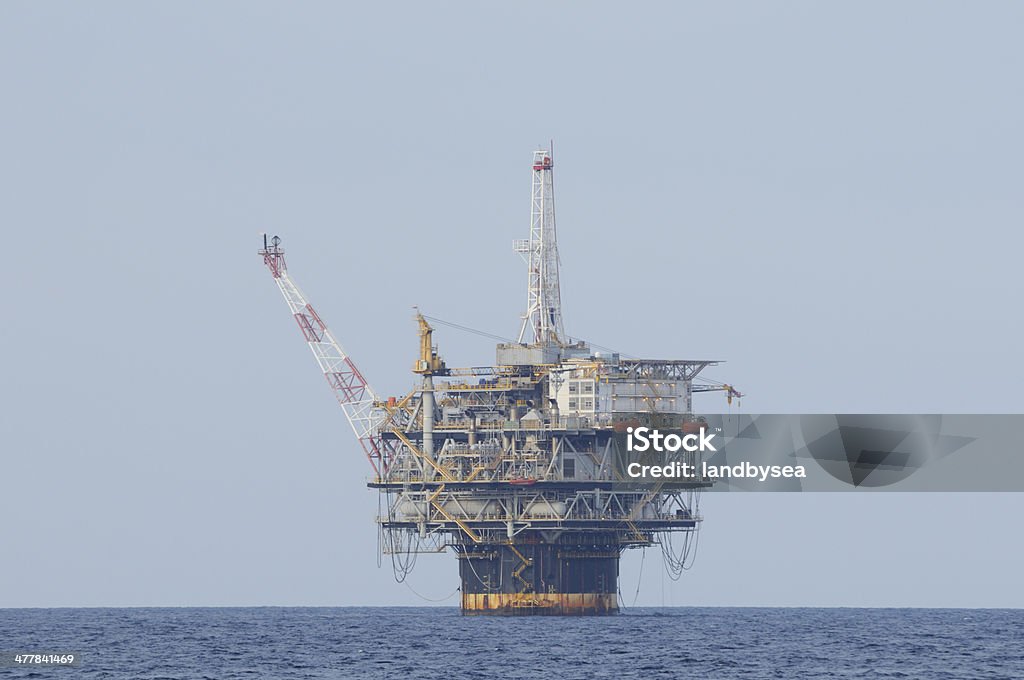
<box><xmin>258</xmin><ymin>235</ymin><xmax>388</xmax><ymax>476</ymax></box>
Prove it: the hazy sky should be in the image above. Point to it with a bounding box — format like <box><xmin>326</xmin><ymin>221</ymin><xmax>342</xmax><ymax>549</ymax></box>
<box><xmin>2</xmin><ymin>1</ymin><xmax>1022</xmax><ymax>608</ymax></box>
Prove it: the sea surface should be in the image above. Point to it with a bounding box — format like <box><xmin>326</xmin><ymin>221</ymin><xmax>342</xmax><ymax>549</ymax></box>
<box><xmin>1</xmin><ymin>607</ymin><xmax>1022</xmax><ymax>679</ymax></box>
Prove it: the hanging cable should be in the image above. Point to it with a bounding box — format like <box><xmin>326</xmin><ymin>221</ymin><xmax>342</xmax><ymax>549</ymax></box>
<box><xmin>421</xmin><ymin>314</ymin><xmax>517</xmax><ymax>344</ymax></box>
<box><xmin>403</xmin><ymin>581</ymin><xmax>460</xmax><ymax>603</ymax></box>
<box><xmin>632</xmin><ymin>547</ymin><xmax>647</xmax><ymax>606</ymax></box>
<box><xmin>421</xmin><ymin>312</ymin><xmax>639</xmax><ymax>360</ymax></box>
<box><xmin>462</xmin><ymin>549</ymin><xmax>501</xmax><ymax>592</ymax></box>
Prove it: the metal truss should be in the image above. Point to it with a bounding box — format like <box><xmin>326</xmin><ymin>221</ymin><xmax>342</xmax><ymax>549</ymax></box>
<box><xmin>259</xmin><ymin>236</ymin><xmax>389</xmax><ymax>476</ymax></box>
<box><xmin>379</xmin><ymin>485</ymin><xmax>701</xmax><ymax>547</ymax></box>
<box><xmin>516</xmin><ymin>148</ymin><xmax>565</xmax><ymax>346</ymax></box>
<box><xmin>614</xmin><ymin>359</ymin><xmax>719</xmax><ymax>381</ymax></box>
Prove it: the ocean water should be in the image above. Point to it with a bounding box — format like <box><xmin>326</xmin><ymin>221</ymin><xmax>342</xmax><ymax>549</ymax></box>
<box><xmin>1</xmin><ymin>607</ymin><xmax>1021</xmax><ymax>679</ymax></box>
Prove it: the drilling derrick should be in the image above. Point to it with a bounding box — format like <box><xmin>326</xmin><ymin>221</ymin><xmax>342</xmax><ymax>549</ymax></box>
<box><xmin>516</xmin><ymin>150</ymin><xmax>565</xmax><ymax>346</ymax></box>
<box><xmin>260</xmin><ymin>148</ymin><xmax>738</xmax><ymax>615</ymax></box>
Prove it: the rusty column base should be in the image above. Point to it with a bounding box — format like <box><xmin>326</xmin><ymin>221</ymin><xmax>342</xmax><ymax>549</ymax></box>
<box><xmin>461</xmin><ymin>592</ymin><xmax>618</xmax><ymax>615</ymax></box>
<box><xmin>456</xmin><ymin>535</ymin><xmax>621</xmax><ymax>616</ymax></box>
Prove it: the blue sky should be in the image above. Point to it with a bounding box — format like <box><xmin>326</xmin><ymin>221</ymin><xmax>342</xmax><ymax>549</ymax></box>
<box><xmin>1</xmin><ymin>1</ymin><xmax>1022</xmax><ymax>607</ymax></box>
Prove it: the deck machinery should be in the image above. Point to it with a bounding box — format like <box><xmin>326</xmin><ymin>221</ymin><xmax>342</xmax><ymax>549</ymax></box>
<box><xmin>259</xmin><ymin>148</ymin><xmax>740</xmax><ymax>615</ymax></box>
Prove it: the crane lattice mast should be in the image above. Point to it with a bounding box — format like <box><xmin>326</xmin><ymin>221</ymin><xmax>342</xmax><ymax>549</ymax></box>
<box><xmin>515</xmin><ymin>147</ymin><xmax>565</xmax><ymax>346</ymax></box>
<box><xmin>258</xmin><ymin>235</ymin><xmax>388</xmax><ymax>476</ymax></box>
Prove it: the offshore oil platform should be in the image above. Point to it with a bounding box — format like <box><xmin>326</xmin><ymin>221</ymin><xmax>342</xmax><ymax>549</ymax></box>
<box><xmin>259</xmin><ymin>148</ymin><xmax>741</xmax><ymax>615</ymax></box>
